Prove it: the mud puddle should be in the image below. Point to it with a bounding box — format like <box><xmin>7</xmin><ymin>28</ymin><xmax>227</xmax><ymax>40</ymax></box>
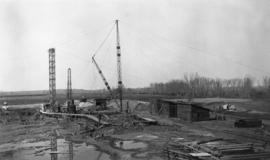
<box><xmin>0</xmin><ymin>138</ymin><xmax>111</xmax><ymax>160</ymax></box>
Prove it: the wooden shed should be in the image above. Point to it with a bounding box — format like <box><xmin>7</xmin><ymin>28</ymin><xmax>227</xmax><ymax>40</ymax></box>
<box><xmin>155</xmin><ymin>99</ymin><xmax>210</xmax><ymax>122</ymax></box>
<box><xmin>95</xmin><ymin>98</ymin><xmax>107</xmax><ymax>110</ymax></box>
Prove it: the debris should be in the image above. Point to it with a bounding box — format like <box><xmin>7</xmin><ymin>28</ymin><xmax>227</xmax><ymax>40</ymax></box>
<box><xmin>134</xmin><ymin>114</ymin><xmax>158</xmax><ymax>125</ymax></box>
<box><xmin>197</xmin><ymin>138</ymin><xmax>224</xmax><ymax>145</ymax></box>
<box><xmin>135</xmin><ymin>134</ymin><xmax>158</xmax><ymax>140</ymax></box>
<box><xmin>164</xmin><ymin>139</ymin><xmax>270</xmax><ymax>160</ymax></box>
<box><xmin>221</xmin><ymin>152</ymin><xmax>270</xmax><ymax>160</ymax></box>
<box><xmin>189</xmin><ymin>152</ymin><xmax>211</xmax><ymax>157</ymax></box>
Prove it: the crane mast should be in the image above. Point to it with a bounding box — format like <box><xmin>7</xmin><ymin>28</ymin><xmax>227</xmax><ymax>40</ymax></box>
<box><xmin>116</xmin><ymin>20</ymin><xmax>123</xmax><ymax>112</ymax></box>
<box><xmin>67</xmin><ymin>68</ymin><xmax>72</xmax><ymax>101</ymax></box>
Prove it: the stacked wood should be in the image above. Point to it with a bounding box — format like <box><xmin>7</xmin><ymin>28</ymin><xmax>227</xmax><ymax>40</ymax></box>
<box><xmin>196</xmin><ymin>143</ymin><xmax>254</xmax><ymax>157</ymax></box>
<box><xmin>221</xmin><ymin>152</ymin><xmax>270</xmax><ymax>160</ymax></box>
<box><xmin>164</xmin><ymin>142</ymin><xmax>219</xmax><ymax>160</ymax></box>
<box><xmin>163</xmin><ymin>147</ymin><xmax>200</xmax><ymax>160</ymax></box>
<box><xmin>212</xmin><ymin>143</ymin><xmax>254</xmax><ymax>155</ymax></box>
<box><xmin>164</xmin><ymin>140</ymin><xmax>270</xmax><ymax>160</ymax></box>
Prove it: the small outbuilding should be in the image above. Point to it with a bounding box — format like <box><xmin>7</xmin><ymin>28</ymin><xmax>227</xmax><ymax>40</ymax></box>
<box><xmin>95</xmin><ymin>98</ymin><xmax>107</xmax><ymax>110</ymax></box>
<box><xmin>154</xmin><ymin>99</ymin><xmax>210</xmax><ymax>122</ymax></box>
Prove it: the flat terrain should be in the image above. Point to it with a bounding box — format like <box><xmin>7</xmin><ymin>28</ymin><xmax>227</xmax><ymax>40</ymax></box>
<box><xmin>0</xmin><ymin>97</ymin><xmax>270</xmax><ymax>160</ymax></box>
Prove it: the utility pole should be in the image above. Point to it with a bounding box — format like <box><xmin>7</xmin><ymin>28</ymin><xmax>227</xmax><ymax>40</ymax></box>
<box><xmin>49</xmin><ymin>48</ymin><xmax>56</xmax><ymax>110</ymax></box>
<box><xmin>67</xmin><ymin>68</ymin><xmax>72</xmax><ymax>101</ymax></box>
<box><xmin>116</xmin><ymin>20</ymin><xmax>123</xmax><ymax>112</ymax></box>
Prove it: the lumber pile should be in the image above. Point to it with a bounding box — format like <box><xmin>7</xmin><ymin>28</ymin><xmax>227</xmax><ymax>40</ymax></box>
<box><xmin>163</xmin><ymin>142</ymin><xmax>217</xmax><ymax>160</ymax></box>
<box><xmin>221</xmin><ymin>152</ymin><xmax>270</xmax><ymax>160</ymax></box>
<box><xmin>198</xmin><ymin>143</ymin><xmax>254</xmax><ymax>156</ymax></box>
<box><xmin>163</xmin><ymin>147</ymin><xmax>200</xmax><ymax>160</ymax></box>
<box><xmin>163</xmin><ymin>139</ymin><xmax>270</xmax><ymax>160</ymax></box>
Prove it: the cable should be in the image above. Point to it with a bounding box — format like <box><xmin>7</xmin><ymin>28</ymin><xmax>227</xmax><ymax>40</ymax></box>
<box><xmin>54</xmin><ymin>21</ymin><xmax>114</xmax><ymax>48</ymax></box>
<box><xmin>92</xmin><ymin>23</ymin><xmax>115</xmax><ymax>58</ymax></box>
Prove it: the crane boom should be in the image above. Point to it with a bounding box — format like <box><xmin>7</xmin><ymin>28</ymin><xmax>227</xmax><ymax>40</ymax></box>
<box><xmin>92</xmin><ymin>56</ymin><xmax>120</xmax><ymax>108</ymax></box>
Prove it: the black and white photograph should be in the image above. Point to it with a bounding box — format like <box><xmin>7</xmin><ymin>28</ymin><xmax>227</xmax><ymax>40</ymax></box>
<box><xmin>0</xmin><ymin>0</ymin><xmax>270</xmax><ymax>159</ymax></box>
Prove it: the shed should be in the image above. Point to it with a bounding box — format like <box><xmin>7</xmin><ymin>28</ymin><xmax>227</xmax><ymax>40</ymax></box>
<box><xmin>155</xmin><ymin>99</ymin><xmax>210</xmax><ymax>122</ymax></box>
<box><xmin>95</xmin><ymin>98</ymin><xmax>107</xmax><ymax>110</ymax></box>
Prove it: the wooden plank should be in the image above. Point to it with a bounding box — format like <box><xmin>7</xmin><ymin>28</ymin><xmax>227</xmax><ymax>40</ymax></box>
<box><xmin>221</xmin><ymin>152</ymin><xmax>270</xmax><ymax>160</ymax></box>
<box><xmin>189</xmin><ymin>152</ymin><xmax>211</xmax><ymax>157</ymax></box>
<box><xmin>134</xmin><ymin>114</ymin><xmax>158</xmax><ymax>125</ymax></box>
<box><xmin>163</xmin><ymin>149</ymin><xmax>199</xmax><ymax>160</ymax></box>
<box><xmin>176</xmin><ymin>143</ymin><xmax>220</xmax><ymax>160</ymax></box>
<box><xmin>197</xmin><ymin>138</ymin><xmax>224</xmax><ymax>145</ymax></box>
<box><xmin>215</xmin><ymin>143</ymin><xmax>253</xmax><ymax>149</ymax></box>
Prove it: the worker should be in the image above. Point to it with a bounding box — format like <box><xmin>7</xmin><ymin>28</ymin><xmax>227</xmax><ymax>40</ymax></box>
<box><xmin>126</xmin><ymin>101</ymin><xmax>129</xmax><ymax>113</ymax></box>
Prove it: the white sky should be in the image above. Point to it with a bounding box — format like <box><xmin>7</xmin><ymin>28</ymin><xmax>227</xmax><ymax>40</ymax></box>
<box><xmin>0</xmin><ymin>0</ymin><xmax>270</xmax><ymax>91</ymax></box>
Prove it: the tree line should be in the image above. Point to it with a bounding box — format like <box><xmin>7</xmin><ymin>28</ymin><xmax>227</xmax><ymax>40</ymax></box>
<box><xmin>134</xmin><ymin>73</ymin><xmax>270</xmax><ymax>98</ymax></box>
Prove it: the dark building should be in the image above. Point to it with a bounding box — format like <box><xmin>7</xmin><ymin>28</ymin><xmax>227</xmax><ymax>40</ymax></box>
<box><xmin>95</xmin><ymin>98</ymin><xmax>107</xmax><ymax>110</ymax></box>
<box><xmin>154</xmin><ymin>99</ymin><xmax>210</xmax><ymax>122</ymax></box>
<box><xmin>67</xmin><ymin>100</ymin><xmax>76</xmax><ymax>113</ymax></box>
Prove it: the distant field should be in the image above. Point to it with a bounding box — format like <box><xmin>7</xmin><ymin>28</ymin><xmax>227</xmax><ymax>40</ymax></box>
<box><xmin>0</xmin><ymin>94</ymin><xmax>78</xmax><ymax>105</ymax></box>
<box><xmin>1</xmin><ymin>92</ymin><xmax>270</xmax><ymax>115</ymax></box>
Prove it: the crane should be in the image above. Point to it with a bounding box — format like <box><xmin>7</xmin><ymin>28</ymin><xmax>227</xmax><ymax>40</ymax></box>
<box><xmin>115</xmin><ymin>20</ymin><xmax>123</xmax><ymax>112</ymax></box>
<box><xmin>91</xmin><ymin>20</ymin><xmax>123</xmax><ymax>111</ymax></box>
<box><xmin>92</xmin><ymin>56</ymin><xmax>120</xmax><ymax>108</ymax></box>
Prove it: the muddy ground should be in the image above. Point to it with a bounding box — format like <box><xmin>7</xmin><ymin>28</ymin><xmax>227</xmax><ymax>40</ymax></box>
<box><xmin>1</xmin><ymin>99</ymin><xmax>270</xmax><ymax>160</ymax></box>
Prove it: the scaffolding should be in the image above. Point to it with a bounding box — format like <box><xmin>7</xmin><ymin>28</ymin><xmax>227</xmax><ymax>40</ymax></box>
<box><xmin>49</xmin><ymin>48</ymin><xmax>56</xmax><ymax>109</ymax></box>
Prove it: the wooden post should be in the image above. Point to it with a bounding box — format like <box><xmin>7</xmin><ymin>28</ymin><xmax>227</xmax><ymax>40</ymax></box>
<box><xmin>50</xmin><ymin>130</ymin><xmax>58</xmax><ymax>160</ymax></box>
<box><xmin>126</xmin><ymin>101</ymin><xmax>129</xmax><ymax>113</ymax></box>
<box><xmin>69</xmin><ymin>141</ymin><xmax>73</xmax><ymax>160</ymax></box>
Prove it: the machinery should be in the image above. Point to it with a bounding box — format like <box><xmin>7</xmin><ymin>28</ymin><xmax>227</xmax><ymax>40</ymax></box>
<box><xmin>92</xmin><ymin>20</ymin><xmax>123</xmax><ymax>111</ymax></box>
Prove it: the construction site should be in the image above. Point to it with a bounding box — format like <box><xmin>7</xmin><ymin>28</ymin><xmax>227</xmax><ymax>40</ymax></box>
<box><xmin>0</xmin><ymin>19</ymin><xmax>270</xmax><ymax>160</ymax></box>
<box><xmin>1</xmin><ymin>1</ymin><xmax>270</xmax><ymax>160</ymax></box>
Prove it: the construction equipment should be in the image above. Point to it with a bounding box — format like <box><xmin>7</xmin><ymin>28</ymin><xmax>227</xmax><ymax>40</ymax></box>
<box><xmin>48</xmin><ymin>48</ymin><xmax>56</xmax><ymax>110</ymax></box>
<box><xmin>67</xmin><ymin>68</ymin><xmax>72</xmax><ymax>101</ymax></box>
<box><xmin>91</xmin><ymin>20</ymin><xmax>124</xmax><ymax>110</ymax></box>
<box><xmin>92</xmin><ymin>57</ymin><xmax>113</xmax><ymax>97</ymax></box>
<box><xmin>115</xmin><ymin>20</ymin><xmax>123</xmax><ymax>112</ymax></box>
<box><xmin>92</xmin><ymin>57</ymin><xmax>120</xmax><ymax>108</ymax></box>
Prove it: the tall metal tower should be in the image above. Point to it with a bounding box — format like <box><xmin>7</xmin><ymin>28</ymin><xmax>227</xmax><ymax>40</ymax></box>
<box><xmin>49</xmin><ymin>48</ymin><xmax>56</xmax><ymax>108</ymax></box>
<box><xmin>67</xmin><ymin>68</ymin><xmax>72</xmax><ymax>101</ymax></box>
<box><xmin>115</xmin><ymin>20</ymin><xmax>123</xmax><ymax>112</ymax></box>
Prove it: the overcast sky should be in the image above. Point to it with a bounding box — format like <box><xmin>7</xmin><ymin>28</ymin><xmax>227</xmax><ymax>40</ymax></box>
<box><xmin>0</xmin><ymin>0</ymin><xmax>270</xmax><ymax>91</ymax></box>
